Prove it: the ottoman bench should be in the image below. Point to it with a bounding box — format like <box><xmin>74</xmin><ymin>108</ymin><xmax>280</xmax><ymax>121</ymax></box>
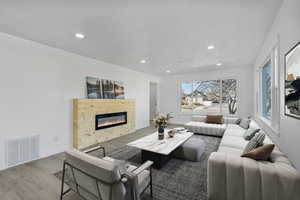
<box><xmin>172</xmin><ymin>136</ymin><xmax>205</xmax><ymax>161</ymax></box>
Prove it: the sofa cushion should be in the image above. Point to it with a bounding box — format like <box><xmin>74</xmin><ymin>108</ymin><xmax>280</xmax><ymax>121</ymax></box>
<box><xmin>217</xmin><ymin>146</ymin><xmax>244</xmax><ymax>156</ymax></box>
<box><xmin>224</xmin><ymin>117</ymin><xmax>241</xmax><ymax>124</ymax></box>
<box><xmin>242</xmin><ymin>144</ymin><xmax>275</xmax><ymax>161</ymax></box>
<box><xmin>206</xmin><ymin>115</ymin><xmax>223</xmax><ymax>124</ymax></box>
<box><xmin>191</xmin><ymin>115</ymin><xmax>206</xmax><ymax>122</ymax></box>
<box><xmin>185</xmin><ymin>121</ymin><xmax>226</xmax><ymax>136</ymax></box>
<box><xmin>270</xmin><ymin>150</ymin><xmax>292</xmax><ymax>165</ymax></box>
<box><xmin>219</xmin><ymin>135</ymin><xmax>248</xmax><ymax>150</ymax></box>
<box><xmin>249</xmin><ymin>120</ymin><xmax>260</xmax><ymax>129</ymax></box>
<box><xmin>239</xmin><ymin>118</ymin><xmax>251</xmax><ymax>129</ymax></box>
<box><xmin>243</xmin><ymin>132</ymin><xmax>266</xmax><ymax>154</ymax></box>
<box><xmin>243</xmin><ymin>128</ymin><xmax>260</xmax><ymax>140</ymax></box>
<box><xmin>223</xmin><ymin>124</ymin><xmax>245</xmax><ymax>137</ymax></box>
<box><xmin>263</xmin><ymin>135</ymin><xmax>274</xmax><ymax>145</ymax></box>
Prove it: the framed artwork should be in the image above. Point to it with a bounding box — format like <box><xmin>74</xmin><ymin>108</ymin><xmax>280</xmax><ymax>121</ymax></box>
<box><xmin>114</xmin><ymin>81</ymin><xmax>125</xmax><ymax>99</ymax></box>
<box><xmin>102</xmin><ymin>79</ymin><xmax>115</xmax><ymax>99</ymax></box>
<box><xmin>285</xmin><ymin>42</ymin><xmax>300</xmax><ymax>119</ymax></box>
<box><xmin>86</xmin><ymin>76</ymin><xmax>103</xmax><ymax>99</ymax></box>
<box><xmin>86</xmin><ymin>76</ymin><xmax>124</xmax><ymax>99</ymax></box>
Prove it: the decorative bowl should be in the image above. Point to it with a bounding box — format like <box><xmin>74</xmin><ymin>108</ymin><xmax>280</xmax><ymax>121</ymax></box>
<box><xmin>168</xmin><ymin>130</ymin><xmax>176</xmax><ymax>138</ymax></box>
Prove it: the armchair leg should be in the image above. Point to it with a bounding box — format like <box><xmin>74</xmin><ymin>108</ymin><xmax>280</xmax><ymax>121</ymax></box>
<box><xmin>60</xmin><ymin>161</ymin><xmax>71</xmax><ymax>200</ymax></box>
<box><xmin>60</xmin><ymin>162</ymin><xmax>66</xmax><ymax>200</ymax></box>
<box><xmin>150</xmin><ymin>168</ymin><xmax>153</xmax><ymax>198</ymax></box>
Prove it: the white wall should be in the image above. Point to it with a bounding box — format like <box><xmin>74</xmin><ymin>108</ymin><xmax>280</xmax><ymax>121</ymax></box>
<box><xmin>0</xmin><ymin>32</ymin><xmax>159</xmax><ymax>169</ymax></box>
<box><xmin>253</xmin><ymin>0</ymin><xmax>300</xmax><ymax>169</ymax></box>
<box><xmin>159</xmin><ymin>67</ymin><xmax>253</xmax><ymax>124</ymax></box>
<box><xmin>149</xmin><ymin>82</ymin><xmax>158</xmax><ymax>120</ymax></box>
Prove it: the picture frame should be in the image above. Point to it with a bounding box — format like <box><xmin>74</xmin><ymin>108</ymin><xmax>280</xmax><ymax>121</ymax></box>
<box><xmin>102</xmin><ymin>79</ymin><xmax>116</xmax><ymax>99</ymax></box>
<box><xmin>284</xmin><ymin>42</ymin><xmax>300</xmax><ymax>119</ymax></box>
<box><xmin>114</xmin><ymin>81</ymin><xmax>125</xmax><ymax>99</ymax></box>
<box><xmin>86</xmin><ymin>76</ymin><xmax>103</xmax><ymax>99</ymax></box>
<box><xmin>86</xmin><ymin>76</ymin><xmax>125</xmax><ymax>99</ymax></box>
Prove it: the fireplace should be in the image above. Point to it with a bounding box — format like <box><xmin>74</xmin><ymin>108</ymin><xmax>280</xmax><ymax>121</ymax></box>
<box><xmin>95</xmin><ymin>112</ymin><xmax>127</xmax><ymax>130</ymax></box>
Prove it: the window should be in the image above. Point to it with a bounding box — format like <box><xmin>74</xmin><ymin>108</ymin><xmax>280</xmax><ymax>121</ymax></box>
<box><xmin>181</xmin><ymin>79</ymin><xmax>237</xmax><ymax>114</ymax></box>
<box><xmin>181</xmin><ymin>82</ymin><xmax>194</xmax><ymax>111</ymax></box>
<box><xmin>261</xmin><ymin>60</ymin><xmax>272</xmax><ymax>120</ymax></box>
<box><xmin>222</xmin><ymin>79</ymin><xmax>237</xmax><ymax>115</ymax></box>
<box><xmin>192</xmin><ymin>80</ymin><xmax>220</xmax><ymax>113</ymax></box>
<box><xmin>256</xmin><ymin>41</ymin><xmax>279</xmax><ymax>133</ymax></box>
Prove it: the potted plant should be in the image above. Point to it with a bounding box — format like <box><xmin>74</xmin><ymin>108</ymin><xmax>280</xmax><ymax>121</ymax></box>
<box><xmin>153</xmin><ymin>113</ymin><xmax>173</xmax><ymax>140</ymax></box>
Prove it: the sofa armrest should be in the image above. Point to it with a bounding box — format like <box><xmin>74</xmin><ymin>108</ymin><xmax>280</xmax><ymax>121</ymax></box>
<box><xmin>208</xmin><ymin>152</ymin><xmax>300</xmax><ymax>200</ymax></box>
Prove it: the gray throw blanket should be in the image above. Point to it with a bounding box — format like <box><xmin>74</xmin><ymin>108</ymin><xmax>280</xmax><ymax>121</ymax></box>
<box><xmin>122</xmin><ymin>171</ymin><xmax>140</xmax><ymax>200</ymax></box>
<box><xmin>103</xmin><ymin>157</ymin><xmax>140</xmax><ymax>200</ymax></box>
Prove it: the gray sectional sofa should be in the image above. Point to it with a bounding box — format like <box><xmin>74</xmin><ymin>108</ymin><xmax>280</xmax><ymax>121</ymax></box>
<box><xmin>185</xmin><ymin>115</ymin><xmax>300</xmax><ymax>200</ymax></box>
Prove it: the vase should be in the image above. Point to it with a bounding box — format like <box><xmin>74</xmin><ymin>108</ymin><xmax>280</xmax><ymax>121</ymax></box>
<box><xmin>158</xmin><ymin>125</ymin><xmax>164</xmax><ymax>140</ymax></box>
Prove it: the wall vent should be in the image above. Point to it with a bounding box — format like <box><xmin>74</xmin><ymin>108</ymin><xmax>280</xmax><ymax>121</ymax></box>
<box><xmin>4</xmin><ymin>135</ymin><xmax>40</xmax><ymax>168</ymax></box>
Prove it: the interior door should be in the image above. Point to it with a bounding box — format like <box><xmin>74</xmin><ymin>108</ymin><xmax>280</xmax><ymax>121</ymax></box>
<box><xmin>149</xmin><ymin>82</ymin><xmax>158</xmax><ymax>121</ymax></box>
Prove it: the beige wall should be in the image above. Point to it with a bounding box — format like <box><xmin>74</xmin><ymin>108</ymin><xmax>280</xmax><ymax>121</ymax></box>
<box><xmin>73</xmin><ymin>99</ymin><xmax>135</xmax><ymax>149</ymax></box>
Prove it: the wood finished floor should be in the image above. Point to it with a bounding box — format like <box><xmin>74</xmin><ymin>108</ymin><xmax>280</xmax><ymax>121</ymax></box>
<box><xmin>0</xmin><ymin>125</ymin><xmax>163</xmax><ymax>200</ymax></box>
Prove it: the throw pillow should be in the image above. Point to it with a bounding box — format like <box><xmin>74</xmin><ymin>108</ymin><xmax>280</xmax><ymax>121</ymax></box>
<box><xmin>254</xmin><ymin>131</ymin><xmax>266</xmax><ymax>146</ymax></box>
<box><xmin>243</xmin><ymin>132</ymin><xmax>266</xmax><ymax>154</ymax></box>
<box><xmin>236</xmin><ymin>118</ymin><xmax>242</xmax><ymax>124</ymax></box>
<box><xmin>239</xmin><ymin>118</ymin><xmax>251</xmax><ymax>129</ymax></box>
<box><xmin>206</xmin><ymin>115</ymin><xmax>223</xmax><ymax>124</ymax></box>
<box><xmin>243</xmin><ymin>128</ymin><xmax>260</xmax><ymax>140</ymax></box>
<box><xmin>241</xmin><ymin>144</ymin><xmax>275</xmax><ymax>161</ymax></box>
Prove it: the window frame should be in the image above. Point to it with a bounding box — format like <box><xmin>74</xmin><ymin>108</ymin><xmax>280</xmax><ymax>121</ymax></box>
<box><xmin>257</xmin><ymin>42</ymin><xmax>280</xmax><ymax>133</ymax></box>
<box><xmin>180</xmin><ymin>78</ymin><xmax>238</xmax><ymax>116</ymax></box>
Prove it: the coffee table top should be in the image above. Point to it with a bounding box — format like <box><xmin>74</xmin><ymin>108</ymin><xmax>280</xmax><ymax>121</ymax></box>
<box><xmin>127</xmin><ymin>129</ymin><xmax>193</xmax><ymax>155</ymax></box>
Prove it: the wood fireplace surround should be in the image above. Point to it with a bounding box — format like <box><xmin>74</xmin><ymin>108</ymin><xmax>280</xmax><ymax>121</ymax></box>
<box><xmin>73</xmin><ymin>99</ymin><xmax>135</xmax><ymax>149</ymax></box>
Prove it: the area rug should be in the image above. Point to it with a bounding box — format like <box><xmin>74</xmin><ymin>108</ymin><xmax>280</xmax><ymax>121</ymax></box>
<box><xmin>54</xmin><ymin>134</ymin><xmax>221</xmax><ymax>200</ymax></box>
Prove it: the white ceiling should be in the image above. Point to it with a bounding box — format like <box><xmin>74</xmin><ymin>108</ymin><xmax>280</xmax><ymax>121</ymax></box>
<box><xmin>0</xmin><ymin>0</ymin><xmax>282</xmax><ymax>75</ymax></box>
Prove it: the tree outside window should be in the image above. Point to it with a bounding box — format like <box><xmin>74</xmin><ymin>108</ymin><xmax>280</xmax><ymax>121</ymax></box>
<box><xmin>181</xmin><ymin>79</ymin><xmax>237</xmax><ymax>114</ymax></box>
<box><xmin>261</xmin><ymin>60</ymin><xmax>272</xmax><ymax>120</ymax></box>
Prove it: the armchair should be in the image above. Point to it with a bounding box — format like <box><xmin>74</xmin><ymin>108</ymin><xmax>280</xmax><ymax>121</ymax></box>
<box><xmin>60</xmin><ymin>146</ymin><xmax>153</xmax><ymax>200</ymax></box>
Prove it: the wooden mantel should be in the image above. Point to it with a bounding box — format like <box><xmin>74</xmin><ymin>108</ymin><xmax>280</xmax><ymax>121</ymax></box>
<box><xmin>73</xmin><ymin>99</ymin><xmax>136</xmax><ymax>149</ymax></box>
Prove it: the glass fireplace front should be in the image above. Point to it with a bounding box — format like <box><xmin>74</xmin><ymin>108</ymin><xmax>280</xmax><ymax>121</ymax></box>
<box><xmin>95</xmin><ymin>112</ymin><xmax>127</xmax><ymax>130</ymax></box>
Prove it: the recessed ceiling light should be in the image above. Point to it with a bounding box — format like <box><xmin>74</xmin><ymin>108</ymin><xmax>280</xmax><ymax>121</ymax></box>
<box><xmin>140</xmin><ymin>59</ymin><xmax>146</xmax><ymax>64</ymax></box>
<box><xmin>208</xmin><ymin>45</ymin><xmax>215</xmax><ymax>50</ymax></box>
<box><xmin>75</xmin><ymin>33</ymin><xmax>85</xmax><ymax>39</ymax></box>
<box><xmin>216</xmin><ymin>63</ymin><xmax>222</xmax><ymax>66</ymax></box>
<box><xmin>166</xmin><ymin>70</ymin><xmax>171</xmax><ymax>73</ymax></box>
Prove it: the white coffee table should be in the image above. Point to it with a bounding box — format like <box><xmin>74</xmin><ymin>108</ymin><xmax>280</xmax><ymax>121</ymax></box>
<box><xmin>127</xmin><ymin>129</ymin><xmax>193</xmax><ymax>169</ymax></box>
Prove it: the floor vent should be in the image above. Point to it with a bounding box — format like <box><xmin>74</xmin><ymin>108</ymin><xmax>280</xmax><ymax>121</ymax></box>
<box><xmin>4</xmin><ymin>135</ymin><xmax>40</xmax><ymax>168</ymax></box>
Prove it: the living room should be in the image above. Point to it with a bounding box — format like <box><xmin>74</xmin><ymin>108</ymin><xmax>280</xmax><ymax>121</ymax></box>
<box><xmin>0</xmin><ymin>0</ymin><xmax>299</xmax><ymax>200</ymax></box>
